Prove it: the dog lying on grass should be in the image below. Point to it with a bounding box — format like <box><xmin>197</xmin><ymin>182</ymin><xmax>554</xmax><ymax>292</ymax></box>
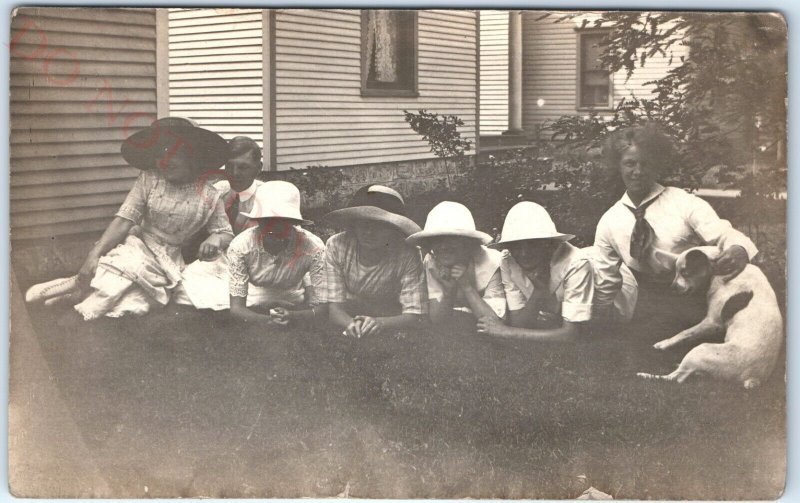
<box><xmin>637</xmin><ymin>246</ymin><xmax>783</xmax><ymax>389</ymax></box>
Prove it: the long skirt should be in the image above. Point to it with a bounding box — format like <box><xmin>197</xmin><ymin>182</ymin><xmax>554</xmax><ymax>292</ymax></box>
<box><xmin>74</xmin><ymin>234</ymin><xmax>184</xmax><ymax>320</ymax></box>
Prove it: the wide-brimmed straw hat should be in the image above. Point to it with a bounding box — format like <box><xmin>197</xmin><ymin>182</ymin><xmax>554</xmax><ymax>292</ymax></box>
<box><xmin>239</xmin><ymin>180</ymin><xmax>312</xmax><ymax>225</ymax></box>
<box><xmin>324</xmin><ymin>184</ymin><xmax>421</xmax><ymax>237</ymax></box>
<box><xmin>488</xmin><ymin>201</ymin><xmax>574</xmax><ymax>248</ymax></box>
<box><xmin>406</xmin><ymin>201</ymin><xmax>492</xmax><ymax>246</ymax></box>
<box><xmin>121</xmin><ymin>117</ymin><xmax>229</xmax><ymax>172</ymax></box>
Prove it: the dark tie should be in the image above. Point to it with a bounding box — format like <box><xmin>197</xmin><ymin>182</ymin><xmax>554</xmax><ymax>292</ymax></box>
<box><xmin>226</xmin><ymin>192</ymin><xmax>240</xmax><ymax>228</ymax></box>
<box><xmin>627</xmin><ymin>197</ymin><xmax>658</xmax><ymax>263</ymax></box>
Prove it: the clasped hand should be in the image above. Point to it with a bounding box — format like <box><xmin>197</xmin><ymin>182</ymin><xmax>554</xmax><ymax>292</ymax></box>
<box><xmin>343</xmin><ymin>315</ymin><xmax>384</xmax><ymax>338</ymax></box>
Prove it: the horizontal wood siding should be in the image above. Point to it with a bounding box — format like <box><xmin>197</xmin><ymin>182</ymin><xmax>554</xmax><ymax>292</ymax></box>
<box><xmin>274</xmin><ymin>9</ymin><xmax>477</xmax><ymax>169</ymax></box>
<box><xmin>168</xmin><ymin>8</ymin><xmax>264</xmax><ymax>146</ymax></box>
<box><xmin>479</xmin><ymin>11</ymin><xmax>508</xmax><ymax>135</ymax></box>
<box><xmin>522</xmin><ymin>11</ymin><xmax>686</xmax><ymax>135</ymax></box>
<box><xmin>10</xmin><ymin>7</ymin><xmax>157</xmax><ymax>241</ymax></box>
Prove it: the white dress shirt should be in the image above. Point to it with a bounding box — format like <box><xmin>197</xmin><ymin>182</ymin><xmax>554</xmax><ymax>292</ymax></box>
<box><xmin>593</xmin><ymin>184</ymin><xmax>758</xmax><ymax>305</ymax></box>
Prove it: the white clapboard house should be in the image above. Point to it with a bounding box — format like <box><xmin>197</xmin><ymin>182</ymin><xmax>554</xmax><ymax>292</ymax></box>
<box><xmin>11</xmin><ymin>7</ymin><xmax>479</xmax><ymax>246</ymax></box>
<box><xmin>478</xmin><ymin>10</ymin><xmax>684</xmax><ymax>144</ymax></box>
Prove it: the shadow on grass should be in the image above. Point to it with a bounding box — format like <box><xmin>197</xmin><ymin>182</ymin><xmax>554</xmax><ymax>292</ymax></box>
<box><xmin>19</xmin><ymin>299</ymin><xmax>785</xmax><ymax>499</ymax></box>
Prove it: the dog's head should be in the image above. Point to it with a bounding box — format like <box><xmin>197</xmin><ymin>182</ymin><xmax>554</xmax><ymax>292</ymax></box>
<box><xmin>658</xmin><ymin>246</ymin><xmax>721</xmax><ymax>295</ymax></box>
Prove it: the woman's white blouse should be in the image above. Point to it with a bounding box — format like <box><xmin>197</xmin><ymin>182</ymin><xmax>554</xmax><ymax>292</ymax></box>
<box><xmin>500</xmin><ymin>242</ymin><xmax>594</xmax><ymax>323</ymax></box>
<box><xmin>593</xmin><ymin>184</ymin><xmax>758</xmax><ymax>305</ymax></box>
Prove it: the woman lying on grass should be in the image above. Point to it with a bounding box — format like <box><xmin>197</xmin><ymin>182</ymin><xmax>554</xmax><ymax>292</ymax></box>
<box><xmin>406</xmin><ymin>201</ymin><xmax>506</xmax><ymax>327</ymax></box>
<box><xmin>225</xmin><ymin>181</ymin><xmax>326</xmax><ymax>328</ymax></box>
<box><xmin>477</xmin><ymin>201</ymin><xmax>635</xmax><ymax>341</ymax></box>
<box><xmin>322</xmin><ymin>185</ymin><xmax>427</xmax><ymax>338</ymax></box>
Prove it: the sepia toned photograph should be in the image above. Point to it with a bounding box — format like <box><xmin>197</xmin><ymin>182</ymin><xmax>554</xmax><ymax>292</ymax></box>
<box><xmin>8</xmin><ymin>7</ymin><xmax>787</xmax><ymax>499</ymax></box>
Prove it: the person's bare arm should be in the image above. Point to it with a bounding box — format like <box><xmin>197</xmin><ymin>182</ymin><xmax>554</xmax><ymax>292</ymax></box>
<box><xmin>477</xmin><ymin>315</ymin><xmax>581</xmax><ymax>342</ymax></box>
<box><xmin>78</xmin><ymin>216</ymin><xmax>135</xmax><ymax>284</ymax></box>
<box><xmin>229</xmin><ymin>296</ymin><xmax>286</xmax><ymax>326</ymax></box>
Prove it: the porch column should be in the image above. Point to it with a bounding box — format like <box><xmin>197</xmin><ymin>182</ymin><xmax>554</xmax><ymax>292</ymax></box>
<box><xmin>504</xmin><ymin>10</ymin><xmax>524</xmax><ymax>135</ymax></box>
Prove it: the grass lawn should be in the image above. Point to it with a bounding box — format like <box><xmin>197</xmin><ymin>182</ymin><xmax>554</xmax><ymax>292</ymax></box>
<box><xmin>11</xmin><ymin>291</ymin><xmax>785</xmax><ymax>499</ymax></box>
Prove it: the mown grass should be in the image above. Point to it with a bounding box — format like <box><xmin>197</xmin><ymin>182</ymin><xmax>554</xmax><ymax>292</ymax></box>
<box><xmin>24</xmin><ymin>300</ymin><xmax>785</xmax><ymax>499</ymax></box>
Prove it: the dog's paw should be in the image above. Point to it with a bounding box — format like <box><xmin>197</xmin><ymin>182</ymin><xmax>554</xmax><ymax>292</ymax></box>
<box><xmin>653</xmin><ymin>339</ymin><xmax>674</xmax><ymax>350</ymax></box>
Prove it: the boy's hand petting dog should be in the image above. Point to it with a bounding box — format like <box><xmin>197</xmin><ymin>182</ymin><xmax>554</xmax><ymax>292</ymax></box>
<box><xmin>712</xmin><ymin>245</ymin><xmax>749</xmax><ymax>282</ymax></box>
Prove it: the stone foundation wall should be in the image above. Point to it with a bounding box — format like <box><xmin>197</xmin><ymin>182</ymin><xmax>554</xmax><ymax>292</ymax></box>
<box><xmin>264</xmin><ymin>156</ymin><xmax>473</xmax><ymax>210</ymax></box>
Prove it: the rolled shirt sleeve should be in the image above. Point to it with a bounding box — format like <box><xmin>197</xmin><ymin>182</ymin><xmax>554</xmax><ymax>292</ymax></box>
<box><xmin>322</xmin><ymin>236</ymin><xmax>348</xmax><ymax>304</ymax></box>
<box><xmin>205</xmin><ymin>197</ymin><xmax>235</xmax><ymax>236</ymax></box>
<box><xmin>397</xmin><ymin>251</ymin><xmax>428</xmax><ymax>315</ymax></box>
<box><xmin>561</xmin><ymin>258</ymin><xmax>594</xmax><ymax>323</ymax></box>
<box><xmin>686</xmin><ymin>193</ymin><xmax>758</xmax><ymax>260</ymax></box>
<box><xmin>482</xmin><ymin>269</ymin><xmax>508</xmax><ymax>319</ymax></box>
<box><xmin>499</xmin><ymin>252</ymin><xmax>530</xmax><ymax>313</ymax></box>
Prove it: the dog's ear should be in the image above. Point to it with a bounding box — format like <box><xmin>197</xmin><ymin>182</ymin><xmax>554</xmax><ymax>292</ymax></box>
<box><xmin>684</xmin><ymin>249</ymin><xmax>712</xmax><ymax>277</ymax></box>
<box><xmin>652</xmin><ymin>248</ymin><xmax>679</xmax><ymax>270</ymax></box>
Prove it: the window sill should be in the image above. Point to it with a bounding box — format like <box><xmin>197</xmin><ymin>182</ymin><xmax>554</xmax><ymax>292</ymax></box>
<box><xmin>361</xmin><ymin>89</ymin><xmax>420</xmax><ymax>98</ymax></box>
<box><xmin>576</xmin><ymin>106</ymin><xmax>614</xmax><ymax>112</ymax></box>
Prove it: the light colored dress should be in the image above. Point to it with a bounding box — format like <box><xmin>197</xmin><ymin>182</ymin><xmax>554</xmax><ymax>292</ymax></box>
<box><xmin>176</xmin><ymin>179</ymin><xmax>268</xmax><ymax>310</ymax></box>
<box><xmin>73</xmin><ymin>171</ymin><xmax>233</xmax><ymax>319</ymax></box>
<box><xmin>424</xmin><ymin>246</ymin><xmax>506</xmax><ymax>318</ymax></box>
<box><xmin>323</xmin><ymin>231</ymin><xmax>427</xmax><ymax>315</ymax></box>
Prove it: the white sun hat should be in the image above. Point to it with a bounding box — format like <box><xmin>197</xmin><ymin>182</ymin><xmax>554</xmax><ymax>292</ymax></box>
<box><xmin>406</xmin><ymin>201</ymin><xmax>492</xmax><ymax>246</ymax></box>
<box><xmin>239</xmin><ymin>180</ymin><xmax>312</xmax><ymax>224</ymax></box>
<box><xmin>488</xmin><ymin>201</ymin><xmax>574</xmax><ymax>248</ymax></box>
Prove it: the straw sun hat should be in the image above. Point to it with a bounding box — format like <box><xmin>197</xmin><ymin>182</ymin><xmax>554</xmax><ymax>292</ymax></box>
<box><xmin>488</xmin><ymin>201</ymin><xmax>574</xmax><ymax>248</ymax></box>
<box><xmin>406</xmin><ymin>201</ymin><xmax>492</xmax><ymax>246</ymax></box>
<box><xmin>324</xmin><ymin>184</ymin><xmax>421</xmax><ymax>237</ymax></box>
<box><xmin>239</xmin><ymin>180</ymin><xmax>312</xmax><ymax>225</ymax></box>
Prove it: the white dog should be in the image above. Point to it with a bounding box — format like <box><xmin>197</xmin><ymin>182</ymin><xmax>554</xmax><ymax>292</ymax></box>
<box><xmin>637</xmin><ymin>246</ymin><xmax>783</xmax><ymax>389</ymax></box>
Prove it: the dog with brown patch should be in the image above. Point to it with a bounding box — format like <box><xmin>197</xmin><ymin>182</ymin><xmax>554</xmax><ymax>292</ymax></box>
<box><xmin>637</xmin><ymin>246</ymin><xmax>783</xmax><ymax>389</ymax></box>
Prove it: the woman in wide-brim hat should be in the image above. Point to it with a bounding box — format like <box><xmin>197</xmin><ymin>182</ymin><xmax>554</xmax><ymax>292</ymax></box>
<box><xmin>405</xmin><ymin>201</ymin><xmax>506</xmax><ymax>327</ymax></box>
<box><xmin>476</xmin><ymin>201</ymin><xmax>636</xmax><ymax>341</ymax></box>
<box><xmin>27</xmin><ymin>117</ymin><xmax>236</xmax><ymax>320</ymax></box>
<box><xmin>180</xmin><ymin>181</ymin><xmax>326</xmax><ymax>327</ymax></box>
<box><xmin>322</xmin><ymin>184</ymin><xmax>427</xmax><ymax>338</ymax></box>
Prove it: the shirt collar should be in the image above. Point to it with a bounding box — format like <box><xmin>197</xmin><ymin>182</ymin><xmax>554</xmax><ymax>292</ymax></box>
<box><xmin>255</xmin><ymin>227</ymin><xmax>300</xmax><ymax>257</ymax></box>
<box><xmin>620</xmin><ymin>183</ymin><xmax>665</xmax><ymax>209</ymax></box>
<box><xmin>548</xmin><ymin>242</ymin><xmax>578</xmax><ymax>293</ymax></box>
<box><xmin>236</xmin><ymin>180</ymin><xmax>259</xmax><ymax>202</ymax></box>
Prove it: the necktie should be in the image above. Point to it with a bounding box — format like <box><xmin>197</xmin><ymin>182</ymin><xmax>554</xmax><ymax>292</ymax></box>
<box><xmin>627</xmin><ymin>197</ymin><xmax>658</xmax><ymax>263</ymax></box>
<box><xmin>226</xmin><ymin>193</ymin><xmax>240</xmax><ymax>228</ymax></box>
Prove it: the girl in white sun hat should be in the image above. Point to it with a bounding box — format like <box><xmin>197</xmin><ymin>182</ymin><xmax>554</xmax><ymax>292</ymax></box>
<box><xmin>183</xmin><ymin>180</ymin><xmax>326</xmax><ymax>326</ymax></box>
<box><xmin>406</xmin><ymin>201</ymin><xmax>506</xmax><ymax>326</ymax></box>
<box><xmin>477</xmin><ymin>201</ymin><xmax>637</xmax><ymax>341</ymax></box>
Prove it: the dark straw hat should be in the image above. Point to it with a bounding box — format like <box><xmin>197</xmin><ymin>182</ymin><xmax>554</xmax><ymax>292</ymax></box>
<box><xmin>121</xmin><ymin>117</ymin><xmax>229</xmax><ymax>172</ymax></box>
<box><xmin>324</xmin><ymin>184</ymin><xmax>421</xmax><ymax>237</ymax></box>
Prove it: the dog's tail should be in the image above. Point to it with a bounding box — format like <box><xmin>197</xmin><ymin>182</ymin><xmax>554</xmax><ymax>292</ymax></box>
<box><xmin>636</xmin><ymin>372</ymin><xmax>674</xmax><ymax>381</ymax></box>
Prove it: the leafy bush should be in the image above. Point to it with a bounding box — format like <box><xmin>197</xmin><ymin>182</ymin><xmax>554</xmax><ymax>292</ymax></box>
<box><xmin>404</xmin><ymin>109</ymin><xmax>472</xmax><ymax>189</ymax></box>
